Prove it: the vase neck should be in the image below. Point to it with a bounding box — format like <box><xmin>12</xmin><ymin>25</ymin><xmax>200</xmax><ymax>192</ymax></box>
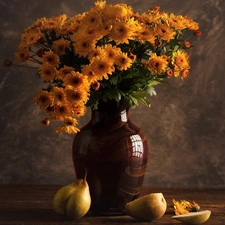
<box><xmin>90</xmin><ymin>100</ymin><xmax>130</xmax><ymax>127</ymax></box>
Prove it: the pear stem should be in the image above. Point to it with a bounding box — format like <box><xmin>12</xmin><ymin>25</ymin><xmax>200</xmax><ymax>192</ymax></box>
<box><xmin>84</xmin><ymin>168</ymin><xmax>88</xmax><ymax>183</ymax></box>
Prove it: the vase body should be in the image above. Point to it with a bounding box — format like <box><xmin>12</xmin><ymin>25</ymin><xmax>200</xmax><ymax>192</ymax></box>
<box><xmin>72</xmin><ymin>100</ymin><xmax>149</xmax><ymax>215</ymax></box>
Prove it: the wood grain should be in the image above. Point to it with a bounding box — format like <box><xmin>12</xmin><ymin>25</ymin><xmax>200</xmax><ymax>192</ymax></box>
<box><xmin>0</xmin><ymin>185</ymin><xmax>224</xmax><ymax>225</ymax></box>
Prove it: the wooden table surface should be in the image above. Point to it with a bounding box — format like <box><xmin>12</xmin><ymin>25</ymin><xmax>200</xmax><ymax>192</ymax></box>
<box><xmin>0</xmin><ymin>184</ymin><xmax>224</xmax><ymax>225</ymax></box>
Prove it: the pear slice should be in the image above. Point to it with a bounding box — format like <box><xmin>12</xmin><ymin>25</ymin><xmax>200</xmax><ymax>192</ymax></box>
<box><xmin>125</xmin><ymin>193</ymin><xmax>167</xmax><ymax>221</ymax></box>
<box><xmin>172</xmin><ymin>210</ymin><xmax>211</xmax><ymax>224</ymax></box>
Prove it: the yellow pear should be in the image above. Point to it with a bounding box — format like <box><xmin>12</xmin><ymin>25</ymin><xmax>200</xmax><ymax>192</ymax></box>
<box><xmin>172</xmin><ymin>210</ymin><xmax>211</xmax><ymax>224</ymax></box>
<box><xmin>53</xmin><ymin>182</ymin><xmax>77</xmax><ymax>215</ymax></box>
<box><xmin>53</xmin><ymin>171</ymin><xmax>91</xmax><ymax>219</ymax></box>
<box><xmin>125</xmin><ymin>193</ymin><xmax>167</xmax><ymax>221</ymax></box>
<box><xmin>65</xmin><ymin>179</ymin><xmax>91</xmax><ymax>219</ymax></box>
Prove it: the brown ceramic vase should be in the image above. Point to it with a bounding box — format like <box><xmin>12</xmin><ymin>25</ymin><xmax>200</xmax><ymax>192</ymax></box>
<box><xmin>72</xmin><ymin>100</ymin><xmax>149</xmax><ymax>215</ymax></box>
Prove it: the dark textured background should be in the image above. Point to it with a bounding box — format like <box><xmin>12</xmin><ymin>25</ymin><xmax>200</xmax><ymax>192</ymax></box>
<box><xmin>0</xmin><ymin>0</ymin><xmax>224</xmax><ymax>188</ymax></box>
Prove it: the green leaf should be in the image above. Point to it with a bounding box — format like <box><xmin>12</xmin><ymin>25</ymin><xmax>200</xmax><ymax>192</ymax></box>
<box><xmin>106</xmin><ymin>89</ymin><xmax>122</xmax><ymax>102</ymax></box>
<box><xmin>146</xmin><ymin>86</ymin><xmax>156</xmax><ymax>96</ymax></box>
<box><xmin>110</xmin><ymin>73</ymin><xmax>120</xmax><ymax>85</ymax></box>
<box><xmin>128</xmin><ymin>95</ymin><xmax>139</xmax><ymax>106</ymax></box>
<box><xmin>129</xmin><ymin>92</ymin><xmax>151</xmax><ymax>107</ymax></box>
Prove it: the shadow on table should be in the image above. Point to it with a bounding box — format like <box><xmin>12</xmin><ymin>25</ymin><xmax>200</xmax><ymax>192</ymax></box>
<box><xmin>0</xmin><ymin>208</ymin><xmax>141</xmax><ymax>224</ymax></box>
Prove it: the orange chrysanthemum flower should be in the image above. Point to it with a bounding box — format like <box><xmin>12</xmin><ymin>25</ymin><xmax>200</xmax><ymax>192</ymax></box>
<box><xmin>73</xmin><ymin>37</ymin><xmax>96</xmax><ymax>57</ymax></box>
<box><xmin>109</xmin><ymin>18</ymin><xmax>140</xmax><ymax>44</ymax></box>
<box><xmin>88</xmin><ymin>46</ymin><xmax>106</xmax><ymax>62</ymax></box>
<box><xmin>184</xmin><ymin>16</ymin><xmax>200</xmax><ymax>31</ymax></box>
<box><xmin>54</xmin><ymin>104</ymin><xmax>71</xmax><ymax>117</ymax></box>
<box><xmin>166</xmin><ymin>69</ymin><xmax>174</xmax><ymax>77</ymax></box>
<box><xmin>42</xmin><ymin>51</ymin><xmax>60</xmax><ymax>67</ymax></box>
<box><xmin>94</xmin><ymin>0</ymin><xmax>106</xmax><ymax>9</ymax></box>
<box><xmin>38</xmin><ymin>63</ymin><xmax>57</xmax><ymax>82</ymax></box>
<box><xmin>65</xmin><ymin>88</ymin><xmax>89</xmax><ymax>106</ymax></box>
<box><xmin>82</xmin><ymin>65</ymin><xmax>98</xmax><ymax>83</ymax></box>
<box><xmin>50</xmin><ymin>87</ymin><xmax>66</xmax><ymax>105</ymax></box>
<box><xmin>82</xmin><ymin>8</ymin><xmax>102</xmax><ymax>29</ymax></box>
<box><xmin>181</xmin><ymin>69</ymin><xmax>190</xmax><ymax>79</ymax></box>
<box><xmin>163</xmin><ymin>13</ymin><xmax>187</xmax><ymax>30</ymax></box>
<box><xmin>172</xmin><ymin>50</ymin><xmax>190</xmax><ymax>70</ymax></box>
<box><xmin>140</xmin><ymin>9</ymin><xmax>161</xmax><ymax>23</ymax></box>
<box><xmin>145</xmin><ymin>53</ymin><xmax>168</xmax><ymax>74</ymax></box>
<box><xmin>63</xmin><ymin>71</ymin><xmax>90</xmax><ymax>91</ymax></box>
<box><xmin>91</xmin><ymin>81</ymin><xmax>101</xmax><ymax>91</ymax></box>
<box><xmin>72</xmin><ymin>105</ymin><xmax>86</xmax><ymax>117</ymax></box>
<box><xmin>115</xmin><ymin>52</ymin><xmax>133</xmax><ymax>71</ymax></box>
<box><xmin>102</xmin><ymin>3</ymin><xmax>133</xmax><ymax>21</ymax></box>
<box><xmin>155</xmin><ymin>23</ymin><xmax>176</xmax><ymax>42</ymax></box>
<box><xmin>137</xmin><ymin>25</ymin><xmax>156</xmax><ymax>45</ymax></box>
<box><xmin>51</xmin><ymin>39</ymin><xmax>71</xmax><ymax>55</ymax></box>
<box><xmin>41</xmin><ymin>14</ymin><xmax>67</xmax><ymax>31</ymax></box>
<box><xmin>103</xmin><ymin>44</ymin><xmax>121</xmax><ymax>63</ymax></box>
<box><xmin>55</xmin><ymin>116</ymin><xmax>80</xmax><ymax>134</ymax></box>
<box><xmin>34</xmin><ymin>90</ymin><xmax>54</xmax><ymax>109</ymax></box>
<box><xmin>184</xmin><ymin>41</ymin><xmax>191</xmax><ymax>49</ymax></box>
<box><xmin>14</xmin><ymin>48</ymin><xmax>30</xmax><ymax>63</ymax></box>
<box><xmin>57</xmin><ymin>66</ymin><xmax>75</xmax><ymax>80</ymax></box>
<box><xmin>90</xmin><ymin>56</ymin><xmax>115</xmax><ymax>80</ymax></box>
<box><xmin>22</xmin><ymin>30</ymin><xmax>42</xmax><ymax>46</ymax></box>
